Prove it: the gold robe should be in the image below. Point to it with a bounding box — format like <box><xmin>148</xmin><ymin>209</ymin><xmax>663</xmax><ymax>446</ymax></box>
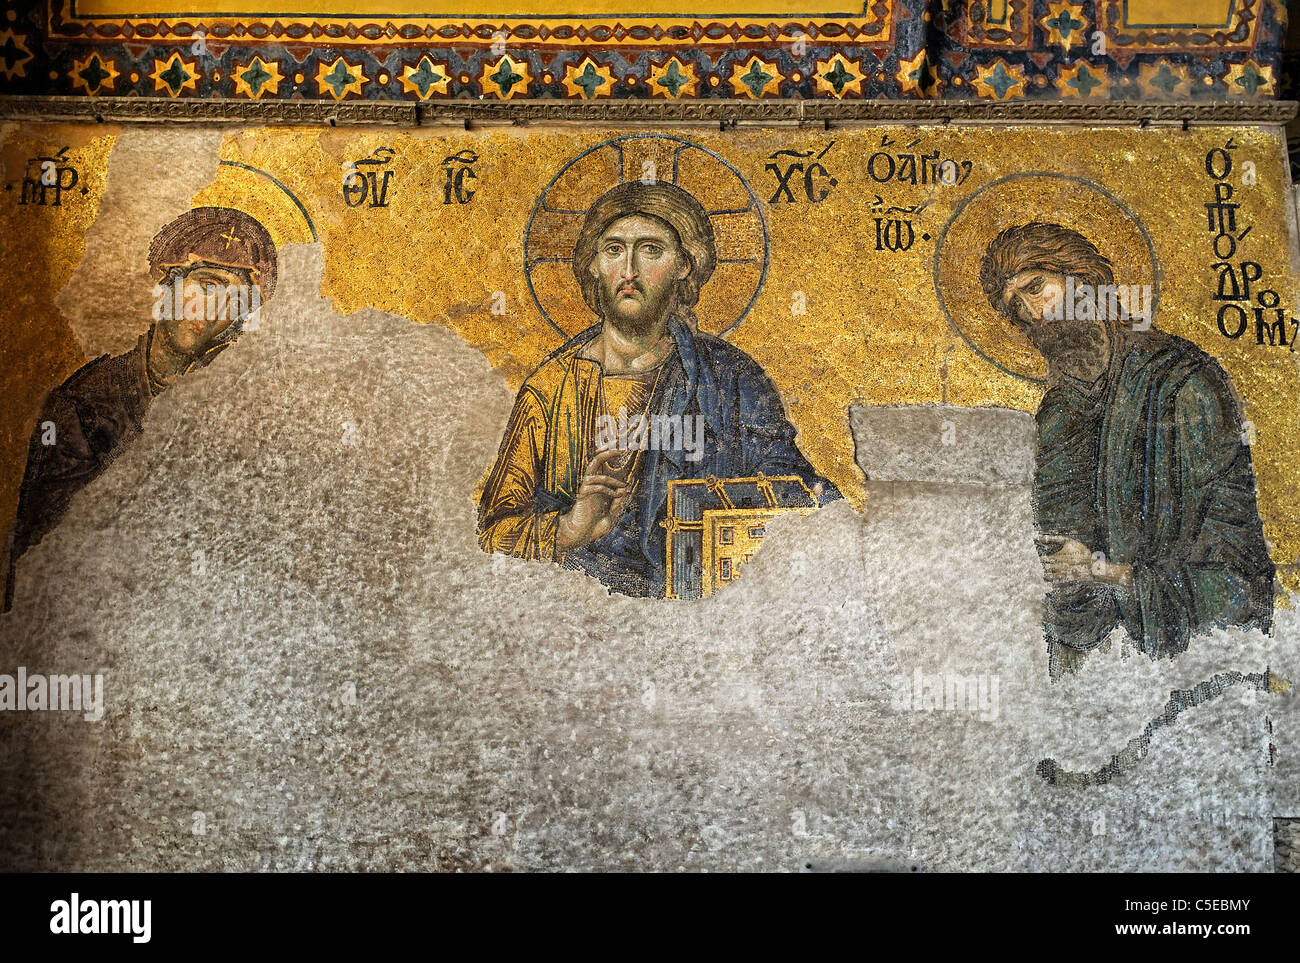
<box><xmin>478</xmin><ymin>337</ymin><xmax>619</xmax><ymax>562</ymax></box>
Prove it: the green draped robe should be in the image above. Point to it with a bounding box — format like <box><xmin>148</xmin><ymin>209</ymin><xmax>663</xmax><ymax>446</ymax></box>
<box><xmin>1034</xmin><ymin>329</ymin><xmax>1275</xmax><ymax>665</ymax></box>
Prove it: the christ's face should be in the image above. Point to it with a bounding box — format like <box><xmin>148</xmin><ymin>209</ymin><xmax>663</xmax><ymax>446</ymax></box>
<box><xmin>1001</xmin><ymin>268</ymin><xmax>1108</xmax><ymax>373</ymax></box>
<box><xmin>589</xmin><ymin>214</ymin><xmax>689</xmax><ymax>334</ymax></box>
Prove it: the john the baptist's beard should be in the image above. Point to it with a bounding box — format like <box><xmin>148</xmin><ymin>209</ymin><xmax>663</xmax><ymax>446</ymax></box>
<box><xmin>1013</xmin><ymin>305</ymin><xmax>1109</xmax><ymax>371</ymax></box>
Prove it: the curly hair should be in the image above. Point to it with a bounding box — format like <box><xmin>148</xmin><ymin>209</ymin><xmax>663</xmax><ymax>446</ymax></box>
<box><xmin>979</xmin><ymin>222</ymin><xmax>1114</xmax><ymax>313</ymax></box>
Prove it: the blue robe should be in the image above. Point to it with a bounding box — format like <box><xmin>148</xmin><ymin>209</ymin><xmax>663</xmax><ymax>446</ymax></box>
<box><xmin>528</xmin><ymin>315</ymin><xmax>840</xmax><ymax>597</ymax></box>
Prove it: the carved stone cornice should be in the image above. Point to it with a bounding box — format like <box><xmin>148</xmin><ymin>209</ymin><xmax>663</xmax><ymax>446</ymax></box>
<box><xmin>0</xmin><ymin>97</ymin><xmax>418</xmax><ymax>125</ymax></box>
<box><xmin>0</xmin><ymin>96</ymin><xmax>1294</xmax><ymax>127</ymax></box>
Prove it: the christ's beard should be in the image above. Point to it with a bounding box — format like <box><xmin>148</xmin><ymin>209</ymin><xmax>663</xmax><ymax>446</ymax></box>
<box><xmin>599</xmin><ymin>282</ymin><xmax>677</xmax><ymax>335</ymax></box>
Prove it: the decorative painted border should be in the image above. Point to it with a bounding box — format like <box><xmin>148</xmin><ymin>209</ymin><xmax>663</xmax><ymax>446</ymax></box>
<box><xmin>0</xmin><ymin>1</ymin><xmax>1288</xmax><ymax>102</ymax></box>
<box><xmin>49</xmin><ymin>0</ymin><xmax>897</xmax><ymax>47</ymax></box>
<box><xmin>934</xmin><ymin>0</ymin><xmax>1285</xmax><ymax>100</ymax></box>
<box><xmin>953</xmin><ymin>0</ymin><xmax>1035</xmax><ymax>49</ymax></box>
<box><xmin>1101</xmin><ymin>0</ymin><xmax>1261</xmax><ymax>53</ymax></box>
<box><xmin>6</xmin><ymin>47</ymin><xmax>1288</xmax><ymax>104</ymax></box>
<box><xmin>5</xmin><ymin>0</ymin><xmax>926</xmax><ymax>100</ymax></box>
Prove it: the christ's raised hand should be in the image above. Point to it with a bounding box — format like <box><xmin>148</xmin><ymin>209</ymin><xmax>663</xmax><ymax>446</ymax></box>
<box><xmin>556</xmin><ymin>448</ymin><xmax>634</xmax><ymax>552</ymax></box>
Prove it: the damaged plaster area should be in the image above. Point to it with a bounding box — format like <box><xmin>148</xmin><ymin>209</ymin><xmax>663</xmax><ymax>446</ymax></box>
<box><xmin>848</xmin><ymin>403</ymin><xmax>1297</xmax><ymax>871</ymax></box>
<box><xmin>1</xmin><ymin>242</ymin><xmax>911</xmax><ymax>872</ymax></box>
<box><xmin>0</xmin><ymin>241</ymin><xmax>1294</xmax><ymax>871</ymax></box>
<box><xmin>55</xmin><ymin>128</ymin><xmax>225</xmax><ymax>359</ymax></box>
